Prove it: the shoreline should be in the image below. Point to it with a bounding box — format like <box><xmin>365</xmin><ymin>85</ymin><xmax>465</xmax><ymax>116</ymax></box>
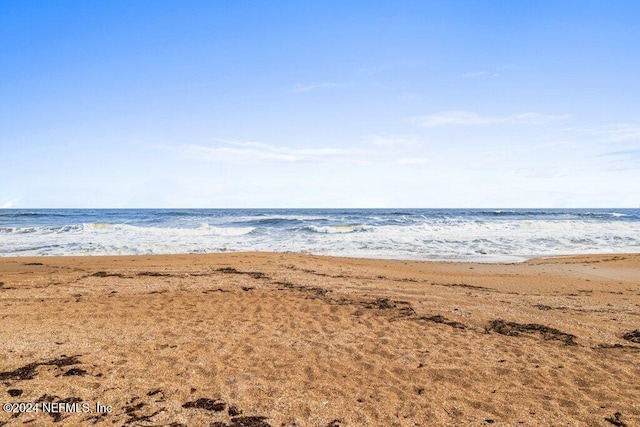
<box><xmin>1</xmin><ymin>252</ymin><xmax>639</xmax><ymax>425</ymax></box>
<box><xmin>2</xmin><ymin>250</ymin><xmax>639</xmax><ymax>263</ymax></box>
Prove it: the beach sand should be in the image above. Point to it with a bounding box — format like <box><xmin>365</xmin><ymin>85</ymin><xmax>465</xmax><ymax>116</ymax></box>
<box><xmin>1</xmin><ymin>253</ymin><xmax>639</xmax><ymax>426</ymax></box>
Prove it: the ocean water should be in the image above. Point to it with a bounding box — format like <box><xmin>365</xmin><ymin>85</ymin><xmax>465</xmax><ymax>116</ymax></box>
<box><xmin>1</xmin><ymin>209</ymin><xmax>639</xmax><ymax>262</ymax></box>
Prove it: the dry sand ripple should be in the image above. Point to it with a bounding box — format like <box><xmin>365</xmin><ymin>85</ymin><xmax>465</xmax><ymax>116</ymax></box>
<box><xmin>1</xmin><ymin>253</ymin><xmax>639</xmax><ymax>426</ymax></box>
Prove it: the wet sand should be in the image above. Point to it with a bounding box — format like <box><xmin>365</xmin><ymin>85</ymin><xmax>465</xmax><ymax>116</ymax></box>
<box><xmin>1</xmin><ymin>253</ymin><xmax>639</xmax><ymax>426</ymax></box>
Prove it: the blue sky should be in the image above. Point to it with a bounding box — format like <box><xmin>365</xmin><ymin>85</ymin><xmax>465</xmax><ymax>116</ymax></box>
<box><xmin>1</xmin><ymin>0</ymin><xmax>639</xmax><ymax>208</ymax></box>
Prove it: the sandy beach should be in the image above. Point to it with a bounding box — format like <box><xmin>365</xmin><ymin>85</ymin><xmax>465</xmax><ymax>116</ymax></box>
<box><xmin>1</xmin><ymin>252</ymin><xmax>638</xmax><ymax>426</ymax></box>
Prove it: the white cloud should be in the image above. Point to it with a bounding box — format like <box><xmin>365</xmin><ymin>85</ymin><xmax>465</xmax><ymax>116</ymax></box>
<box><xmin>1</xmin><ymin>198</ymin><xmax>19</xmax><ymax>208</ymax></box>
<box><xmin>165</xmin><ymin>139</ymin><xmax>361</xmax><ymax>163</ymax></box>
<box><xmin>599</xmin><ymin>124</ymin><xmax>640</xmax><ymax>143</ymax></box>
<box><xmin>223</xmin><ymin>140</ymin><xmax>347</xmax><ymax>156</ymax></box>
<box><xmin>414</xmin><ymin>110</ymin><xmax>570</xmax><ymax>127</ymax></box>
<box><xmin>603</xmin><ymin>149</ymin><xmax>640</xmax><ymax>158</ymax></box>
<box><xmin>599</xmin><ymin>149</ymin><xmax>640</xmax><ymax>171</ymax></box>
<box><xmin>158</xmin><ymin>138</ymin><xmax>442</xmax><ymax>168</ymax></box>
<box><xmin>291</xmin><ymin>82</ymin><xmax>345</xmax><ymax>93</ymax></box>
<box><xmin>184</xmin><ymin>144</ymin><xmax>302</xmax><ymax>162</ymax></box>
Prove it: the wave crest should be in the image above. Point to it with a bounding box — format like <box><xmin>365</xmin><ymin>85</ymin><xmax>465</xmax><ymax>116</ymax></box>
<box><xmin>304</xmin><ymin>224</ymin><xmax>373</xmax><ymax>234</ymax></box>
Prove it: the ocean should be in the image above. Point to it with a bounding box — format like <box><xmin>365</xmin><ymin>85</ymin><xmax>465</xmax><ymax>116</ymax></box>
<box><xmin>1</xmin><ymin>208</ymin><xmax>639</xmax><ymax>262</ymax></box>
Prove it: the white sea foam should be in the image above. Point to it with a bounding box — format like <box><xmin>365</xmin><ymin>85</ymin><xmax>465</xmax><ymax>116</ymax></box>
<box><xmin>1</xmin><ymin>212</ymin><xmax>639</xmax><ymax>261</ymax></box>
<box><xmin>198</xmin><ymin>223</ymin><xmax>256</xmax><ymax>236</ymax></box>
<box><xmin>306</xmin><ymin>224</ymin><xmax>373</xmax><ymax>234</ymax></box>
<box><xmin>85</xmin><ymin>222</ymin><xmax>255</xmax><ymax>236</ymax></box>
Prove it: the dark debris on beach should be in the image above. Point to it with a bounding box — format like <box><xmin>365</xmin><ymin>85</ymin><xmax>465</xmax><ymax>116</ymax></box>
<box><xmin>485</xmin><ymin>319</ymin><xmax>577</xmax><ymax>345</ymax></box>
<box><xmin>0</xmin><ymin>355</ymin><xmax>82</xmax><ymax>381</ymax></box>
<box><xmin>621</xmin><ymin>330</ymin><xmax>640</xmax><ymax>343</ymax></box>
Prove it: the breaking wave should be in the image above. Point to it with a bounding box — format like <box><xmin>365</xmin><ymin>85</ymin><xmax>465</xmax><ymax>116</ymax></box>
<box><xmin>1</xmin><ymin>208</ymin><xmax>639</xmax><ymax>261</ymax></box>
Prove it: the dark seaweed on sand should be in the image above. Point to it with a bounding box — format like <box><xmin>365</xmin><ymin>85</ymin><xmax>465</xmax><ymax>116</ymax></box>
<box><xmin>0</xmin><ymin>355</ymin><xmax>81</xmax><ymax>381</ymax></box>
<box><xmin>622</xmin><ymin>330</ymin><xmax>640</xmax><ymax>343</ymax></box>
<box><xmin>485</xmin><ymin>319</ymin><xmax>577</xmax><ymax>345</ymax></box>
<box><xmin>228</xmin><ymin>405</ymin><xmax>243</xmax><ymax>416</ymax></box>
<box><xmin>362</xmin><ymin>298</ymin><xmax>416</xmax><ymax>317</ymax></box>
<box><xmin>229</xmin><ymin>416</ymin><xmax>271</xmax><ymax>427</ymax></box>
<box><xmin>91</xmin><ymin>271</ymin><xmax>128</xmax><ymax>278</ymax></box>
<box><xmin>216</xmin><ymin>267</ymin><xmax>268</xmax><ymax>279</ymax></box>
<box><xmin>137</xmin><ymin>271</ymin><xmax>173</xmax><ymax>277</ymax></box>
<box><xmin>605</xmin><ymin>412</ymin><xmax>627</xmax><ymax>427</ymax></box>
<box><xmin>182</xmin><ymin>398</ymin><xmax>226</xmax><ymax>411</ymax></box>
<box><xmin>422</xmin><ymin>315</ymin><xmax>466</xmax><ymax>329</ymax></box>
<box><xmin>62</xmin><ymin>367</ymin><xmax>87</xmax><ymax>376</ymax></box>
